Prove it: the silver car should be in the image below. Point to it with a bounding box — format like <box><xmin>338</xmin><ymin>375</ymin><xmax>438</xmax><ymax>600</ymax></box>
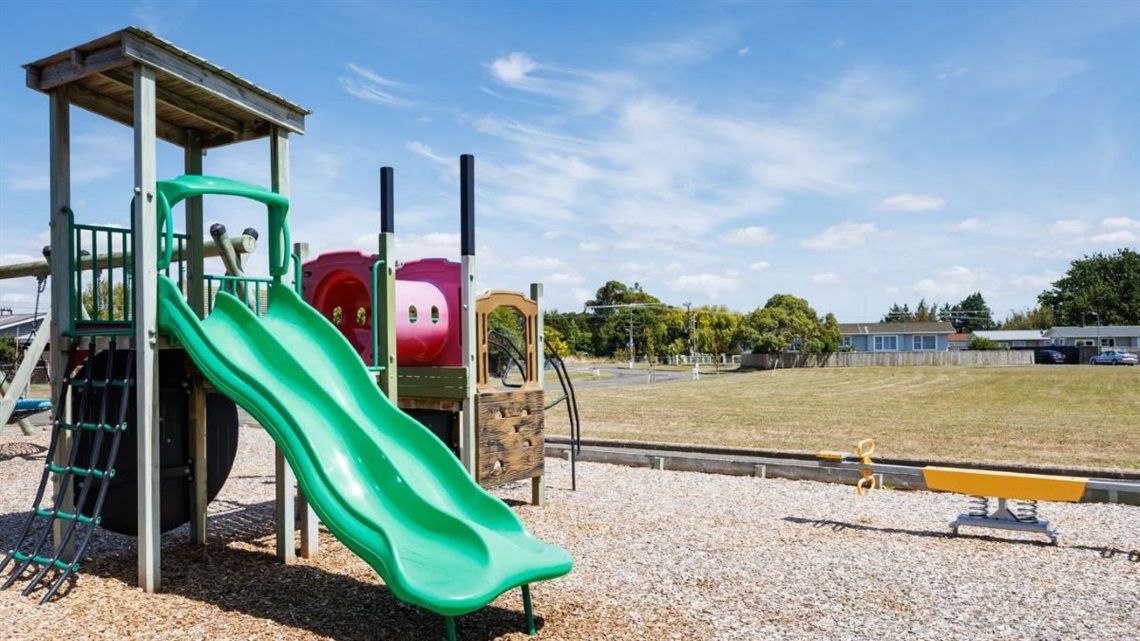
<box><xmin>1089</xmin><ymin>349</ymin><xmax>1139</xmax><ymax>366</ymax></box>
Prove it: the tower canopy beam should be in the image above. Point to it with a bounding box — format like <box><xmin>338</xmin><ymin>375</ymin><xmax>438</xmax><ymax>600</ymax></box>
<box><xmin>24</xmin><ymin>27</ymin><xmax>309</xmax><ymax>149</ymax></box>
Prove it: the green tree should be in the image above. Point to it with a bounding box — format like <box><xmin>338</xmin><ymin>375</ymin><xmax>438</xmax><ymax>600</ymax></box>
<box><xmin>968</xmin><ymin>336</ymin><xmax>1001</xmax><ymax>350</ymax></box>
<box><xmin>544</xmin><ymin>325</ymin><xmax>570</xmax><ymax>357</ymax></box>
<box><xmin>0</xmin><ymin>336</ymin><xmax>17</xmax><ymax>369</ymax></box>
<box><xmin>744</xmin><ymin>294</ymin><xmax>837</xmax><ymax>354</ymax></box>
<box><xmin>544</xmin><ymin>310</ymin><xmax>592</xmax><ymax>355</ymax></box>
<box><xmin>946</xmin><ymin>292</ymin><xmax>995</xmax><ymax>332</ymax></box>
<box><xmin>1000</xmin><ymin>306</ymin><xmax>1055</xmax><ymax>330</ymax></box>
<box><xmin>694</xmin><ymin>305</ymin><xmax>742</xmax><ymax>371</ymax></box>
<box><xmin>585</xmin><ymin>281</ymin><xmax>667</xmax><ymax>359</ymax></box>
<box><xmin>881</xmin><ymin>302</ymin><xmax>913</xmax><ymax>323</ymax></box>
<box><xmin>1038</xmin><ymin>248</ymin><xmax>1140</xmax><ymax>325</ymax></box>
<box><xmin>82</xmin><ymin>280</ymin><xmax>129</xmax><ymax>321</ymax></box>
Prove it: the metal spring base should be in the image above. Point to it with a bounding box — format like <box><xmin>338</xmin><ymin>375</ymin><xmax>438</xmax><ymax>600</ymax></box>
<box><xmin>949</xmin><ymin>496</ymin><xmax>1059</xmax><ymax>545</ymax></box>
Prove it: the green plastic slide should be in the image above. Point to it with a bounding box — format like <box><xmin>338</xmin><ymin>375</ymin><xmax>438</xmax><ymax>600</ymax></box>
<box><xmin>155</xmin><ymin>274</ymin><xmax>572</xmax><ymax>616</ymax></box>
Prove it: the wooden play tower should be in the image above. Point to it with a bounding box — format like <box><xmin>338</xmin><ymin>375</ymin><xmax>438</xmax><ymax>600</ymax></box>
<box><xmin>21</xmin><ymin>27</ymin><xmax>311</xmax><ymax>593</ymax></box>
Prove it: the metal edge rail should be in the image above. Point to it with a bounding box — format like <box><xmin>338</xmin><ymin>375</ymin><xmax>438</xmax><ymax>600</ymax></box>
<box><xmin>544</xmin><ymin>437</ymin><xmax>1140</xmax><ymax>506</ymax></box>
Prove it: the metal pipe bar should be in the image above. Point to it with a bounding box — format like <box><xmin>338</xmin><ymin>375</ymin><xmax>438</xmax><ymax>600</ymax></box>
<box><xmin>0</xmin><ymin>234</ymin><xmax>258</xmax><ymax>280</ymax></box>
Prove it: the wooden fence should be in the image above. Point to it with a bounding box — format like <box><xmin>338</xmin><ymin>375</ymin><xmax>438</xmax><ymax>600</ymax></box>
<box><xmin>740</xmin><ymin>350</ymin><xmax>1035</xmax><ymax>369</ymax></box>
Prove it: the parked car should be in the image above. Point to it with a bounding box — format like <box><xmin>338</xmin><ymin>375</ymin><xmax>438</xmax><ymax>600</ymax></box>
<box><xmin>1088</xmin><ymin>349</ymin><xmax>1139</xmax><ymax>366</ymax></box>
<box><xmin>1034</xmin><ymin>349</ymin><xmax>1066</xmax><ymax>364</ymax></box>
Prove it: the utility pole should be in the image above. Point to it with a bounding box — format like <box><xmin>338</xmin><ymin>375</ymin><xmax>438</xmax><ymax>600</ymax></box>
<box><xmin>684</xmin><ymin>302</ymin><xmax>699</xmax><ymax>380</ymax></box>
<box><xmin>627</xmin><ymin>309</ymin><xmax>634</xmax><ymax>369</ymax></box>
<box><xmin>584</xmin><ymin>301</ymin><xmax>670</xmax><ymax>370</ymax></box>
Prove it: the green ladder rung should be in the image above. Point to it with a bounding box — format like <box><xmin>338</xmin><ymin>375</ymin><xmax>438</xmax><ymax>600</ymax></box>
<box><xmin>12</xmin><ymin>551</ymin><xmax>80</xmax><ymax>573</ymax></box>
<box><xmin>35</xmin><ymin>508</ymin><xmax>97</xmax><ymax>526</ymax></box>
<box><xmin>58</xmin><ymin>421</ymin><xmax>124</xmax><ymax>434</ymax></box>
<box><xmin>48</xmin><ymin>463</ymin><xmax>113</xmax><ymax>480</ymax></box>
<box><xmin>64</xmin><ymin>378</ymin><xmax>131</xmax><ymax>388</ymax></box>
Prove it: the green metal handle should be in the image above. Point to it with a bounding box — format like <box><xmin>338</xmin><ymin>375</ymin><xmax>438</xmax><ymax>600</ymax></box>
<box><xmin>371</xmin><ymin>258</ymin><xmax>385</xmax><ymax>369</ymax></box>
<box><xmin>155</xmin><ymin>192</ymin><xmax>175</xmax><ymax>271</ymax></box>
<box><xmin>269</xmin><ymin>205</ymin><xmax>290</xmax><ymax>281</ymax></box>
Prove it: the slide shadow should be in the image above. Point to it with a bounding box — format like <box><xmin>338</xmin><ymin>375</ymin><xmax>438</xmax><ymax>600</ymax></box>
<box><xmin>5</xmin><ymin>498</ymin><xmax>540</xmax><ymax>640</ymax></box>
<box><xmin>782</xmin><ymin>515</ymin><xmax>1056</xmax><ymax>548</ymax></box>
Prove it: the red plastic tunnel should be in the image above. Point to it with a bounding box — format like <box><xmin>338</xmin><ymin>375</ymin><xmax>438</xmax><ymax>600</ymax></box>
<box><xmin>302</xmin><ymin>251</ymin><xmax>462</xmax><ymax>367</ymax></box>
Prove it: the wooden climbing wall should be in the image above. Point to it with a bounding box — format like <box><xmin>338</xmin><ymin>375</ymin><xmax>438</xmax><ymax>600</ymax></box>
<box><xmin>476</xmin><ymin>389</ymin><xmax>544</xmax><ymax>487</ymax></box>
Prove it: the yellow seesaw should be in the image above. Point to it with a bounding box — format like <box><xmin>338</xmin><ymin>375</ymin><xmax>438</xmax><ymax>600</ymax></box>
<box><xmin>816</xmin><ymin>439</ymin><xmax>1093</xmax><ymax>545</ymax></box>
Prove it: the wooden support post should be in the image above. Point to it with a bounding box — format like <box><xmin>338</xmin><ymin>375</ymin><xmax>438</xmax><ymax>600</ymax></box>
<box><xmin>376</xmin><ymin>232</ymin><xmax>397</xmax><ymax>401</ymax></box>
<box><xmin>530</xmin><ymin>282</ymin><xmax>545</xmax><ymax>507</ymax></box>
<box><xmin>185</xmin><ymin>129</ymin><xmax>209</xmax><ymax>547</ymax></box>
<box><xmin>293</xmin><ymin>241</ymin><xmax>319</xmax><ymax>559</ymax></box>
<box><xmin>48</xmin><ymin>86</ymin><xmax>74</xmax><ymax>562</ymax></box>
<box><xmin>133</xmin><ymin>63</ymin><xmax>162</xmax><ymax>593</ymax></box>
<box><xmin>270</xmin><ymin>126</ymin><xmax>296</xmax><ymax>563</ymax></box>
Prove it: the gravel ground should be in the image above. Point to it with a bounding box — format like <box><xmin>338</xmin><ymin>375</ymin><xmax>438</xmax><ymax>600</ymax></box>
<box><xmin>1</xmin><ymin>424</ymin><xmax>1138</xmax><ymax>641</ymax></box>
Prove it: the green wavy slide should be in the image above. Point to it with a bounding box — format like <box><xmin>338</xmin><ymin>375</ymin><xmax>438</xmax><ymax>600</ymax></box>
<box><xmin>156</xmin><ymin>274</ymin><xmax>572</xmax><ymax>617</ymax></box>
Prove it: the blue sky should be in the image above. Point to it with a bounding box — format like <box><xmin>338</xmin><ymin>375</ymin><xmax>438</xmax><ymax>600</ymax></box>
<box><xmin>1</xmin><ymin>0</ymin><xmax>1138</xmax><ymax>322</ymax></box>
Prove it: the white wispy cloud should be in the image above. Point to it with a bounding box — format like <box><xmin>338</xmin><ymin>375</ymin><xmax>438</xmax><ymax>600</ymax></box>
<box><xmin>1090</xmin><ymin>230</ymin><xmax>1138</xmax><ymax>244</ymax></box>
<box><xmin>1101</xmin><ymin>216</ymin><xmax>1140</xmax><ymax>230</ymax></box>
<box><xmin>1010</xmin><ymin>270</ymin><xmax>1062</xmax><ymax>289</ymax></box>
<box><xmin>912</xmin><ymin>265</ymin><xmax>994</xmax><ymax>302</ymax></box>
<box><xmin>1048</xmin><ymin>219</ymin><xmax>1089</xmax><ymax>235</ymax></box>
<box><xmin>737</xmin><ymin>47</ymin><xmax>751</xmax><ymax>56</ymax></box>
<box><xmin>546</xmin><ymin>272</ymin><xmax>584</xmax><ymax>284</ymax></box>
<box><xmin>486</xmin><ymin>52</ymin><xmax>633</xmax><ymax>114</ymax></box>
<box><xmin>669</xmin><ymin>273</ymin><xmax>740</xmax><ymax>298</ymax></box>
<box><xmin>578</xmin><ymin>241</ymin><xmax>604</xmax><ymax>252</ymax></box>
<box><xmin>937</xmin><ymin>65</ymin><xmax>970</xmax><ymax>80</ymax></box>
<box><xmin>630</xmin><ymin>25</ymin><xmax>740</xmax><ymax>65</ymax></box>
<box><xmin>4</xmin><ymin>132</ymin><xmax>132</xmax><ymax>191</ymax></box>
<box><xmin>718</xmin><ymin>226</ymin><xmax>774</xmax><ymax>246</ymax></box>
<box><xmin>749</xmin><ymin>261</ymin><xmax>770</xmax><ymax>271</ymax></box>
<box><xmin>812</xmin><ymin>272</ymin><xmax>840</xmax><ymax>284</ymax></box>
<box><xmin>801</xmin><ymin>222</ymin><xmax>876</xmax><ymax>251</ymax></box>
<box><xmin>879</xmin><ymin>193</ymin><xmax>946</xmax><ymax>212</ymax></box>
<box><xmin>339</xmin><ymin>63</ymin><xmax>414</xmax><ymax>107</ymax></box>
<box><xmin>954</xmin><ymin>217</ymin><xmax>988</xmax><ymax>231</ymax></box>
<box><xmin>406</xmin><ymin>141</ymin><xmax>451</xmax><ymax>166</ymax></box>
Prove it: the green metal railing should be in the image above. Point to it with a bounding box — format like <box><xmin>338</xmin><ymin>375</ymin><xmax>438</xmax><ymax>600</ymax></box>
<box><xmin>70</xmin><ymin>214</ymin><xmax>191</xmax><ymax>336</ymax></box>
<box><xmin>65</xmin><ymin>175</ymin><xmax>296</xmax><ymax>335</ymax></box>
<box><xmin>203</xmin><ymin>274</ymin><xmax>275</xmax><ymax>317</ymax></box>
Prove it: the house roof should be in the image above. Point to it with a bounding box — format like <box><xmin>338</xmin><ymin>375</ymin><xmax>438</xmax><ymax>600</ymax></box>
<box><xmin>1045</xmin><ymin>325</ymin><xmax>1140</xmax><ymax>338</ymax></box>
<box><xmin>0</xmin><ymin>313</ymin><xmax>44</xmax><ymax>332</ymax></box>
<box><xmin>947</xmin><ymin>332</ymin><xmax>971</xmax><ymax>342</ymax></box>
<box><xmin>839</xmin><ymin>322</ymin><xmax>956</xmax><ymax>335</ymax></box>
<box><xmin>972</xmin><ymin>330</ymin><xmax>1046</xmax><ymax>341</ymax></box>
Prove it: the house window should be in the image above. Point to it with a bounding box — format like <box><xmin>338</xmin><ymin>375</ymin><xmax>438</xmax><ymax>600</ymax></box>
<box><xmin>1100</xmin><ymin>338</ymin><xmax>1115</xmax><ymax>347</ymax></box>
<box><xmin>911</xmin><ymin>335</ymin><xmax>936</xmax><ymax>351</ymax></box>
<box><xmin>873</xmin><ymin>335</ymin><xmax>898</xmax><ymax>351</ymax></box>
<box><xmin>1075</xmin><ymin>339</ymin><xmax>1095</xmax><ymax>347</ymax></box>
<box><xmin>1012</xmin><ymin>341</ymin><xmax>1026</xmax><ymax>348</ymax></box>
<box><xmin>842</xmin><ymin>336</ymin><xmax>853</xmax><ymax>348</ymax></box>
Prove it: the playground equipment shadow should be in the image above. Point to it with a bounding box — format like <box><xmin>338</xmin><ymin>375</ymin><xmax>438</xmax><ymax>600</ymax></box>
<box><xmin>0</xmin><ymin>498</ymin><xmax>540</xmax><ymax>640</ymax></box>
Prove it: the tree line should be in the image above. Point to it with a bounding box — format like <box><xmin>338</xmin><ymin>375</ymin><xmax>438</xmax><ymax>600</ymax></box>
<box><xmin>542</xmin><ymin>248</ymin><xmax>1140</xmax><ymax>358</ymax></box>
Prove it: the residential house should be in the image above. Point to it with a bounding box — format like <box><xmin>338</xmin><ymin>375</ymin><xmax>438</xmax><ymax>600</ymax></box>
<box><xmin>969</xmin><ymin>330</ymin><xmax>1050</xmax><ymax>349</ymax></box>
<box><xmin>1044</xmin><ymin>326</ymin><xmax>1140</xmax><ymax>350</ymax></box>
<box><xmin>838</xmin><ymin>322</ymin><xmax>956</xmax><ymax>352</ymax></box>
<box><xmin>947</xmin><ymin>332</ymin><xmax>971</xmax><ymax>351</ymax></box>
<box><xmin>0</xmin><ymin>311</ymin><xmax>46</xmax><ymax>344</ymax></box>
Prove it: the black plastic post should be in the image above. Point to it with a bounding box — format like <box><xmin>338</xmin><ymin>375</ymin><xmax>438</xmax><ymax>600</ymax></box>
<box><xmin>380</xmin><ymin>166</ymin><xmax>394</xmax><ymax>234</ymax></box>
<box><xmin>460</xmin><ymin>154</ymin><xmax>474</xmax><ymax>256</ymax></box>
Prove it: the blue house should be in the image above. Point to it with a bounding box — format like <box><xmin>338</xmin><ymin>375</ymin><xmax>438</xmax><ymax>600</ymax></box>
<box><xmin>838</xmin><ymin>322</ymin><xmax>956</xmax><ymax>352</ymax></box>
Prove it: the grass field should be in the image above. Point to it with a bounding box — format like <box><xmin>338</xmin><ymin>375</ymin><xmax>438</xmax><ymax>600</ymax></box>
<box><xmin>545</xmin><ymin>366</ymin><xmax>1140</xmax><ymax>471</ymax></box>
